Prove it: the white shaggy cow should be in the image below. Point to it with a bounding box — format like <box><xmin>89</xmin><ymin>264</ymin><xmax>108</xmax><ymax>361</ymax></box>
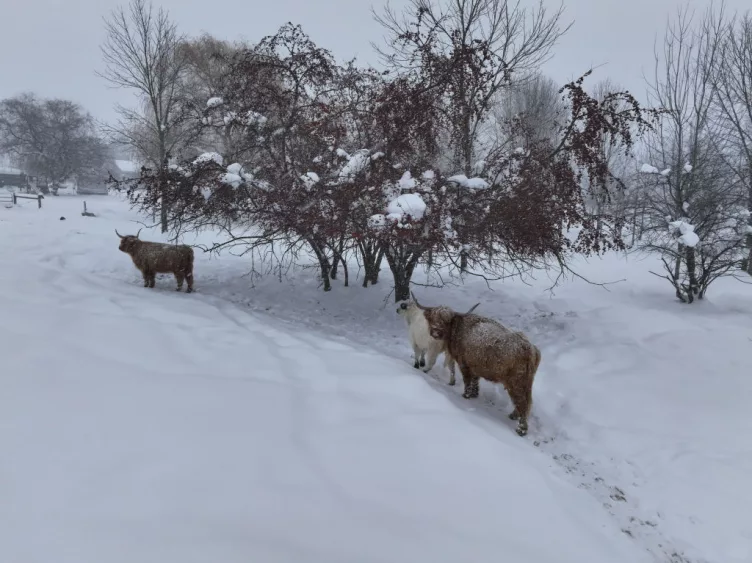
<box><xmin>396</xmin><ymin>292</ymin><xmax>479</xmax><ymax>385</ymax></box>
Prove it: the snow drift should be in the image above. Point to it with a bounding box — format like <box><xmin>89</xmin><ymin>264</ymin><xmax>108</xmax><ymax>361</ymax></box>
<box><xmin>0</xmin><ymin>196</ymin><xmax>650</xmax><ymax>563</ymax></box>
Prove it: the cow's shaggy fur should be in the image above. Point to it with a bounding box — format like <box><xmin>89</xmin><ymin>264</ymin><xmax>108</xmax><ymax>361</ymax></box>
<box><xmin>425</xmin><ymin>306</ymin><xmax>541</xmax><ymax>436</ymax></box>
<box><xmin>397</xmin><ymin>292</ymin><xmax>478</xmax><ymax>385</ymax></box>
<box><xmin>116</xmin><ymin>229</ymin><xmax>194</xmax><ymax>293</ymax></box>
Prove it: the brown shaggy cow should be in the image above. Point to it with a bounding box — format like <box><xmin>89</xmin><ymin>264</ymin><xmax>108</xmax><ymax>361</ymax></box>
<box><xmin>116</xmin><ymin>229</ymin><xmax>194</xmax><ymax>293</ymax></box>
<box><xmin>424</xmin><ymin>306</ymin><xmax>541</xmax><ymax>436</ymax></box>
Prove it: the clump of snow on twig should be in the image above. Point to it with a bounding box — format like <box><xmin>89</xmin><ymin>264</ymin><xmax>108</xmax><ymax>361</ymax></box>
<box><xmin>640</xmin><ymin>163</ymin><xmax>660</xmax><ymax>174</ymax></box>
<box><xmin>447</xmin><ymin>174</ymin><xmax>489</xmax><ymax>190</ymax></box>
<box><xmin>194</xmin><ymin>152</ymin><xmax>224</xmax><ymax>166</ymax></box>
<box><xmin>339</xmin><ymin>150</ymin><xmax>370</xmax><ymax>182</ymax></box>
<box><xmin>387</xmin><ymin>193</ymin><xmax>427</xmax><ymax>221</ymax></box>
<box><xmin>669</xmin><ymin>220</ymin><xmax>700</xmax><ymax>247</ymax></box>
<box><xmin>206</xmin><ymin>97</ymin><xmax>224</xmax><ymax>108</ymax></box>
<box><xmin>301</xmin><ymin>172</ymin><xmax>320</xmax><ymax>190</ymax></box>
<box><xmin>398</xmin><ymin>171</ymin><xmax>416</xmax><ymax>190</ymax></box>
<box><xmin>219</xmin><ymin>173</ymin><xmax>243</xmax><ymax>189</ymax></box>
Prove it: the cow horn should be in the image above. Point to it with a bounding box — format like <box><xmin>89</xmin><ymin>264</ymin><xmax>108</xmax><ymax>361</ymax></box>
<box><xmin>115</xmin><ymin>229</ymin><xmax>124</xmax><ymax>238</ymax></box>
<box><xmin>410</xmin><ymin>291</ymin><xmax>425</xmax><ymax>309</ymax></box>
<box><xmin>135</xmin><ymin>228</ymin><xmax>142</xmax><ymax>239</ymax></box>
<box><xmin>465</xmin><ymin>303</ymin><xmax>480</xmax><ymax>314</ymax></box>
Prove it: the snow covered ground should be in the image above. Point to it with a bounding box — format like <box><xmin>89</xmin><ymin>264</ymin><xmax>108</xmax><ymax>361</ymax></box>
<box><xmin>1</xmin><ymin>194</ymin><xmax>750</xmax><ymax>563</ymax></box>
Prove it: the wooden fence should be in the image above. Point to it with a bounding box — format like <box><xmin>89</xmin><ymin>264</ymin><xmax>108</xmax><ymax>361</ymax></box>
<box><xmin>12</xmin><ymin>193</ymin><xmax>44</xmax><ymax>208</ymax></box>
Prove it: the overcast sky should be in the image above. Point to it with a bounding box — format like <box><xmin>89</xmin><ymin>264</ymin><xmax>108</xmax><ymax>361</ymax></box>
<box><xmin>0</xmin><ymin>0</ymin><xmax>748</xmax><ymax>125</ymax></box>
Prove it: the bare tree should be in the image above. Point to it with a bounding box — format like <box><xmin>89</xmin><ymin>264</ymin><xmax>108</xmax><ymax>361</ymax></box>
<box><xmin>99</xmin><ymin>0</ymin><xmax>190</xmax><ymax>232</ymax></box>
<box><xmin>489</xmin><ymin>72</ymin><xmax>564</xmax><ymax>153</ymax></box>
<box><xmin>178</xmin><ymin>34</ymin><xmax>247</xmax><ymax>160</ymax></box>
<box><xmin>0</xmin><ymin>93</ymin><xmax>109</xmax><ymax>195</ymax></box>
<box><xmin>635</xmin><ymin>5</ymin><xmax>749</xmax><ymax>302</ymax></box>
<box><xmin>712</xmin><ymin>10</ymin><xmax>752</xmax><ymax>273</ymax></box>
<box><xmin>583</xmin><ymin>78</ymin><xmax>636</xmax><ymax>239</ymax></box>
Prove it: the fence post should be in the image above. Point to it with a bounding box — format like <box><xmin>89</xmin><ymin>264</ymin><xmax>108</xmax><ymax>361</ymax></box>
<box><xmin>37</xmin><ymin>194</ymin><xmax>42</xmax><ymax>209</ymax></box>
<box><xmin>12</xmin><ymin>193</ymin><xmax>17</xmax><ymax>205</ymax></box>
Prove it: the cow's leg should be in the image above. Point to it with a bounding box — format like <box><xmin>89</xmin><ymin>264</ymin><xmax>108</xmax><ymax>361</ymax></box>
<box><xmin>142</xmin><ymin>270</ymin><xmax>150</xmax><ymax>288</ymax></box>
<box><xmin>175</xmin><ymin>272</ymin><xmax>185</xmax><ymax>291</ymax></box>
<box><xmin>444</xmin><ymin>354</ymin><xmax>456</xmax><ymax>386</ymax></box>
<box><xmin>460</xmin><ymin>363</ymin><xmax>479</xmax><ymax>399</ymax></box>
<box><xmin>507</xmin><ymin>383</ymin><xmax>532</xmax><ymax>437</ymax></box>
<box><xmin>422</xmin><ymin>341</ymin><xmax>442</xmax><ymax>373</ymax></box>
<box><xmin>411</xmin><ymin>341</ymin><xmax>422</xmax><ymax>369</ymax></box>
<box><xmin>185</xmin><ymin>270</ymin><xmax>194</xmax><ymax>293</ymax></box>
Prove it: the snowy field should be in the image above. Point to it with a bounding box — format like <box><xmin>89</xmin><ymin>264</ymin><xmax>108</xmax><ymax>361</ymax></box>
<box><xmin>1</xmin><ymin>194</ymin><xmax>750</xmax><ymax>563</ymax></box>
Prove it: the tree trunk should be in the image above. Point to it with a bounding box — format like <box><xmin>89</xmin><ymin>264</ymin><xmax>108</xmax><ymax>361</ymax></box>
<box><xmin>330</xmin><ymin>236</ymin><xmax>346</xmax><ymax>280</ymax></box>
<box><xmin>370</xmin><ymin>247</ymin><xmax>384</xmax><ymax>285</ymax></box>
<box><xmin>673</xmin><ymin>254</ymin><xmax>685</xmax><ymax>303</ymax></box>
<box><xmin>160</xmin><ymin>202</ymin><xmax>168</xmax><ymax>233</ymax></box>
<box><xmin>342</xmin><ymin>258</ymin><xmax>349</xmax><ymax>287</ymax></box>
<box><xmin>460</xmin><ymin>251</ymin><xmax>468</xmax><ymax>272</ymax></box>
<box><xmin>392</xmin><ymin>266</ymin><xmax>413</xmax><ymax>302</ymax></box>
<box><xmin>331</xmin><ymin>254</ymin><xmax>339</xmax><ymax>280</ymax></box>
<box><xmin>308</xmin><ymin>238</ymin><xmax>332</xmax><ymax>292</ymax></box>
<box><xmin>358</xmin><ymin>240</ymin><xmax>384</xmax><ymax>287</ymax></box>
<box><xmin>686</xmin><ymin>246</ymin><xmax>698</xmax><ymax>303</ymax></box>
<box><xmin>159</xmin><ymin>152</ymin><xmax>168</xmax><ymax>233</ymax></box>
<box><xmin>385</xmin><ymin>244</ymin><xmax>422</xmax><ymax>302</ymax></box>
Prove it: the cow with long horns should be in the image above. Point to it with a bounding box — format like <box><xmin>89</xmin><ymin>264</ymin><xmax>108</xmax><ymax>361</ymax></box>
<box><xmin>116</xmin><ymin>229</ymin><xmax>195</xmax><ymax>293</ymax></box>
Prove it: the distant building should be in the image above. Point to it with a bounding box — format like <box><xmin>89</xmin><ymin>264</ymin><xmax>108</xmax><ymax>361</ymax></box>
<box><xmin>0</xmin><ymin>166</ymin><xmax>31</xmax><ymax>191</ymax></box>
<box><xmin>111</xmin><ymin>160</ymin><xmax>142</xmax><ymax>181</ymax></box>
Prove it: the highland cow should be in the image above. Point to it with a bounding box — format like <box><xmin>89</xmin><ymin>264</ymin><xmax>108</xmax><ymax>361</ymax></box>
<box><xmin>424</xmin><ymin>307</ymin><xmax>541</xmax><ymax>436</ymax></box>
<box><xmin>116</xmin><ymin>229</ymin><xmax>194</xmax><ymax>293</ymax></box>
<box><xmin>397</xmin><ymin>292</ymin><xmax>479</xmax><ymax>385</ymax></box>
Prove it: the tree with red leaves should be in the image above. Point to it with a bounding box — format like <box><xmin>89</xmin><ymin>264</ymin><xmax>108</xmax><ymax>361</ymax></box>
<box><xmin>110</xmin><ymin>21</ymin><xmax>659</xmax><ymax>303</ymax></box>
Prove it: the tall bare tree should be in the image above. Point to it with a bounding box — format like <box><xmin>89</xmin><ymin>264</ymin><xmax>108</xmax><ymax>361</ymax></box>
<box><xmin>712</xmin><ymin>10</ymin><xmax>752</xmax><ymax>273</ymax></box>
<box><xmin>99</xmin><ymin>0</ymin><xmax>189</xmax><ymax>232</ymax></box>
<box><xmin>636</xmin><ymin>5</ymin><xmax>748</xmax><ymax>302</ymax></box>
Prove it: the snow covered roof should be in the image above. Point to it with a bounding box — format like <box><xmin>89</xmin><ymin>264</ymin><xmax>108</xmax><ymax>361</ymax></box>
<box><xmin>114</xmin><ymin>160</ymin><xmax>140</xmax><ymax>174</ymax></box>
<box><xmin>0</xmin><ymin>166</ymin><xmax>23</xmax><ymax>175</ymax></box>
